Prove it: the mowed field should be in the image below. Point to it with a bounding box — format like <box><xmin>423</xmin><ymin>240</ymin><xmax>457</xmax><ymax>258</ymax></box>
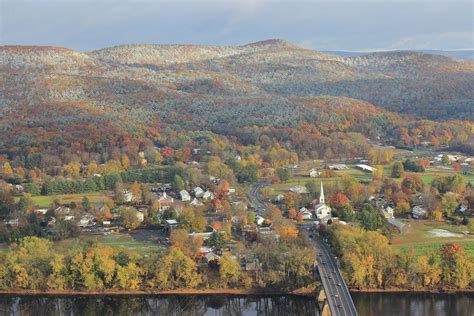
<box><xmin>31</xmin><ymin>192</ymin><xmax>113</xmax><ymax>208</ymax></box>
<box><xmin>391</xmin><ymin>220</ymin><xmax>474</xmax><ymax>259</ymax></box>
<box><xmin>53</xmin><ymin>231</ymin><xmax>161</xmax><ymax>255</ymax></box>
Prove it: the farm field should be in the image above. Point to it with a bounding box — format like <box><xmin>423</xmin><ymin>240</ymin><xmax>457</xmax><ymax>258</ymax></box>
<box><xmin>266</xmin><ymin>162</ymin><xmax>373</xmax><ymax>194</ymax></box>
<box><xmin>391</xmin><ymin>220</ymin><xmax>474</xmax><ymax>259</ymax></box>
<box><xmin>31</xmin><ymin>192</ymin><xmax>113</xmax><ymax>208</ymax></box>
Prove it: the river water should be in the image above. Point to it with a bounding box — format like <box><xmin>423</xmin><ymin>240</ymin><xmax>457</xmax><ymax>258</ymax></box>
<box><xmin>0</xmin><ymin>292</ymin><xmax>472</xmax><ymax>316</ymax></box>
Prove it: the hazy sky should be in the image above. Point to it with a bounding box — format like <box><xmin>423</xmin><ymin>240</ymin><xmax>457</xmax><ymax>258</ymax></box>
<box><xmin>1</xmin><ymin>0</ymin><xmax>473</xmax><ymax>51</ymax></box>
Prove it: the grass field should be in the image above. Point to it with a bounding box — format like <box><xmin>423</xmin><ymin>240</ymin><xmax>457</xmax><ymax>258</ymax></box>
<box><xmin>54</xmin><ymin>232</ymin><xmax>160</xmax><ymax>255</ymax></box>
<box><xmin>31</xmin><ymin>192</ymin><xmax>113</xmax><ymax>208</ymax></box>
<box><xmin>391</xmin><ymin>220</ymin><xmax>474</xmax><ymax>259</ymax></box>
<box><xmin>266</xmin><ymin>161</ymin><xmax>375</xmax><ymax>194</ymax></box>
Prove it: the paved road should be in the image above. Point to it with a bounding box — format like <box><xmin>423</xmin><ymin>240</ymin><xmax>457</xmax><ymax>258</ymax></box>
<box><xmin>248</xmin><ymin>180</ymin><xmax>270</xmax><ymax>215</ymax></box>
<box><xmin>250</xmin><ymin>181</ymin><xmax>358</xmax><ymax>316</ymax></box>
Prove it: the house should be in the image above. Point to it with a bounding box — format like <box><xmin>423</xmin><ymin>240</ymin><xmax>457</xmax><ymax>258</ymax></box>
<box><xmin>136</xmin><ymin>210</ymin><xmax>145</xmax><ymax>223</ymax></box>
<box><xmin>3</xmin><ymin>218</ymin><xmax>19</xmax><ymax>227</ymax></box>
<box><xmin>64</xmin><ymin>215</ymin><xmax>75</xmax><ymax>221</ymax></box>
<box><xmin>412</xmin><ymin>205</ymin><xmax>428</xmax><ymax>219</ymax></box>
<box><xmin>195</xmin><ymin>247</ymin><xmax>213</xmax><ymax>258</ymax></box>
<box><xmin>328</xmin><ymin>164</ymin><xmax>348</xmax><ymax>170</ymax></box>
<box><xmin>255</xmin><ymin>215</ymin><xmax>265</xmax><ymax>226</ymax></box>
<box><xmin>55</xmin><ymin>206</ymin><xmax>70</xmax><ymax>215</ymax></box>
<box><xmin>193</xmin><ymin>187</ymin><xmax>205</xmax><ymax>198</ymax></box>
<box><xmin>309</xmin><ymin>168</ymin><xmax>321</xmax><ymax>178</ymax></box>
<box><xmin>179</xmin><ymin>190</ymin><xmax>191</xmax><ymax>201</ymax></box>
<box><xmin>312</xmin><ymin>182</ymin><xmax>332</xmax><ymax>220</ymax></box>
<box><xmin>202</xmin><ymin>190</ymin><xmax>215</xmax><ymax>201</ymax></box>
<box><xmin>34</xmin><ymin>208</ymin><xmax>49</xmax><ymax>215</ymax></box>
<box><xmin>289</xmin><ymin>185</ymin><xmax>308</xmax><ymax>194</ymax></box>
<box><xmin>78</xmin><ymin>214</ymin><xmax>95</xmax><ymax>227</ymax></box>
<box><xmin>355</xmin><ymin>164</ymin><xmax>376</xmax><ymax>173</ymax></box>
<box><xmin>157</xmin><ymin>192</ymin><xmax>174</xmax><ymax>212</ymax></box>
<box><xmin>388</xmin><ymin>218</ymin><xmax>407</xmax><ymax>233</ymax></box>
<box><xmin>123</xmin><ymin>190</ymin><xmax>134</xmax><ymax>202</ymax></box>
<box><xmin>299</xmin><ymin>207</ymin><xmax>313</xmax><ymax>220</ymax></box>
<box><xmin>165</xmin><ymin>219</ymin><xmax>179</xmax><ymax>232</ymax></box>
<box><xmin>382</xmin><ymin>206</ymin><xmax>394</xmax><ymax>219</ymax></box>
<box><xmin>15</xmin><ymin>185</ymin><xmax>24</xmax><ymax>192</ymax></box>
<box><xmin>274</xmin><ymin>194</ymin><xmax>284</xmax><ymax>202</ymax></box>
<box><xmin>456</xmin><ymin>204</ymin><xmax>468</xmax><ymax>214</ymax></box>
<box><xmin>204</xmin><ymin>252</ymin><xmax>221</xmax><ymax>264</ymax></box>
<box><xmin>190</xmin><ymin>198</ymin><xmax>204</xmax><ymax>207</ymax></box>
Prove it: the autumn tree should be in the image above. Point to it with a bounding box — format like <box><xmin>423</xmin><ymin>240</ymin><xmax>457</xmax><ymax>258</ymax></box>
<box><xmin>153</xmin><ymin>247</ymin><xmax>201</xmax><ymax>290</ymax></box>
<box><xmin>391</xmin><ymin>161</ymin><xmax>404</xmax><ymax>178</ymax></box>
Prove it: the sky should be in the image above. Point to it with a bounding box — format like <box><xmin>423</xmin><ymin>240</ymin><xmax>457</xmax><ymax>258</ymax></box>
<box><xmin>1</xmin><ymin>0</ymin><xmax>473</xmax><ymax>52</ymax></box>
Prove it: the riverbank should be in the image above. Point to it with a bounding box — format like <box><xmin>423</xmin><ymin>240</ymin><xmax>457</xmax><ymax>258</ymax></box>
<box><xmin>0</xmin><ymin>286</ymin><xmax>472</xmax><ymax>297</ymax></box>
<box><xmin>0</xmin><ymin>287</ymin><xmax>316</xmax><ymax>297</ymax></box>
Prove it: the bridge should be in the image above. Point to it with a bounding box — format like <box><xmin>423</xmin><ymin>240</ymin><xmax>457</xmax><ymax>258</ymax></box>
<box><xmin>249</xmin><ymin>181</ymin><xmax>358</xmax><ymax>316</ymax></box>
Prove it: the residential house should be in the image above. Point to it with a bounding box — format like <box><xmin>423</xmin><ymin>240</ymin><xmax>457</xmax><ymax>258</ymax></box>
<box><xmin>190</xmin><ymin>198</ymin><xmax>204</xmax><ymax>207</ymax></box>
<box><xmin>34</xmin><ymin>209</ymin><xmax>49</xmax><ymax>215</ymax></box>
<box><xmin>298</xmin><ymin>207</ymin><xmax>313</xmax><ymax>220</ymax></box>
<box><xmin>78</xmin><ymin>214</ymin><xmax>95</xmax><ymax>227</ymax></box>
<box><xmin>123</xmin><ymin>190</ymin><xmax>134</xmax><ymax>202</ymax></box>
<box><xmin>328</xmin><ymin>164</ymin><xmax>348</xmax><ymax>170</ymax></box>
<box><xmin>309</xmin><ymin>168</ymin><xmax>321</xmax><ymax>178</ymax></box>
<box><xmin>193</xmin><ymin>187</ymin><xmax>205</xmax><ymax>198</ymax></box>
<box><xmin>202</xmin><ymin>190</ymin><xmax>215</xmax><ymax>201</ymax></box>
<box><xmin>412</xmin><ymin>205</ymin><xmax>428</xmax><ymax>219</ymax></box>
<box><xmin>255</xmin><ymin>215</ymin><xmax>265</xmax><ymax>226</ymax></box>
<box><xmin>382</xmin><ymin>206</ymin><xmax>394</xmax><ymax>219</ymax></box>
<box><xmin>180</xmin><ymin>190</ymin><xmax>191</xmax><ymax>202</ymax></box>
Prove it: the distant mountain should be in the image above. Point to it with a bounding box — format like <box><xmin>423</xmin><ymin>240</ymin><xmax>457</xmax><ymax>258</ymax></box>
<box><xmin>0</xmin><ymin>40</ymin><xmax>472</xmax><ymax>159</ymax></box>
<box><xmin>1</xmin><ymin>40</ymin><xmax>473</xmax><ymax>124</ymax></box>
<box><xmin>324</xmin><ymin>49</ymin><xmax>474</xmax><ymax>62</ymax></box>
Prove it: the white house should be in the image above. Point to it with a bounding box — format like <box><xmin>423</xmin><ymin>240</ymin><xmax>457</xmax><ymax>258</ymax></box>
<box><xmin>255</xmin><ymin>215</ymin><xmax>265</xmax><ymax>226</ymax></box>
<box><xmin>179</xmin><ymin>190</ymin><xmax>191</xmax><ymax>202</ymax></box>
<box><xmin>309</xmin><ymin>168</ymin><xmax>320</xmax><ymax>178</ymax></box>
<box><xmin>34</xmin><ymin>209</ymin><xmax>48</xmax><ymax>215</ymax></box>
<box><xmin>298</xmin><ymin>207</ymin><xmax>313</xmax><ymax>220</ymax></box>
<box><xmin>274</xmin><ymin>194</ymin><xmax>285</xmax><ymax>202</ymax></box>
<box><xmin>193</xmin><ymin>187</ymin><xmax>205</xmax><ymax>198</ymax></box>
<box><xmin>328</xmin><ymin>164</ymin><xmax>348</xmax><ymax>170</ymax></box>
<box><xmin>313</xmin><ymin>182</ymin><xmax>332</xmax><ymax>220</ymax></box>
<box><xmin>382</xmin><ymin>206</ymin><xmax>394</xmax><ymax>219</ymax></box>
<box><xmin>123</xmin><ymin>190</ymin><xmax>134</xmax><ymax>202</ymax></box>
<box><xmin>78</xmin><ymin>214</ymin><xmax>95</xmax><ymax>227</ymax></box>
<box><xmin>202</xmin><ymin>190</ymin><xmax>215</xmax><ymax>201</ymax></box>
<box><xmin>64</xmin><ymin>215</ymin><xmax>75</xmax><ymax>221</ymax></box>
<box><xmin>412</xmin><ymin>205</ymin><xmax>428</xmax><ymax>219</ymax></box>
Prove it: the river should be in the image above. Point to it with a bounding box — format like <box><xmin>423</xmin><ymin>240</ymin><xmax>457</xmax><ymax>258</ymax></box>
<box><xmin>0</xmin><ymin>293</ymin><xmax>472</xmax><ymax>316</ymax></box>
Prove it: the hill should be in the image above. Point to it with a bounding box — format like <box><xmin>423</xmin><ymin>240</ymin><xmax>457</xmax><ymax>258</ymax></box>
<box><xmin>0</xmin><ymin>40</ymin><xmax>473</xmax><ymax>163</ymax></box>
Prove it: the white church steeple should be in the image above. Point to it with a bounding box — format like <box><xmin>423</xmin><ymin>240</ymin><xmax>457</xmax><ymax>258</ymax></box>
<box><xmin>319</xmin><ymin>182</ymin><xmax>325</xmax><ymax>204</ymax></box>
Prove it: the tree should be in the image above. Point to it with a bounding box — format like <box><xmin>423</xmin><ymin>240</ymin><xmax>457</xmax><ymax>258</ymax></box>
<box><xmin>287</xmin><ymin>208</ymin><xmax>297</xmax><ymax>220</ymax></box>
<box><xmin>247</xmin><ymin>211</ymin><xmax>256</xmax><ymax>224</ymax></box>
<box><xmin>121</xmin><ymin>155</ymin><xmax>130</xmax><ymax>171</ymax></box>
<box><xmin>441</xmin><ymin>193</ymin><xmax>458</xmax><ymax>217</ymax></box>
<box><xmin>1</xmin><ymin>162</ymin><xmax>13</xmax><ymax>176</ymax></box>
<box><xmin>81</xmin><ymin>196</ymin><xmax>91</xmax><ymax>212</ymax></box>
<box><xmin>120</xmin><ymin>207</ymin><xmax>141</xmax><ymax>230</ymax></box>
<box><xmin>209</xmin><ymin>231</ymin><xmax>227</xmax><ymax>253</ymax></box>
<box><xmin>441</xmin><ymin>154</ymin><xmax>451</xmax><ymax>166</ymax></box>
<box><xmin>0</xmin><ymin>190</ymin><xmax>15</xmax><ymax>217</ymax></box>
<box><xmin>237</xmin><ymin>165</ymin><xmax>258</xmax><ymax>183</ymax></box>
<box><xmin>401</xmin><ymin>174</ymin><xmax>424</xmax><ymax>194</ymax></box>
<box><xmin>23</xmin><ymin>183</ymin><xmax>40</xmax><ymax>196</ymax></box>
<box><xmin>356</xmin><ymin>204</ymin><xmax>387</xmax><ymax>231</ymax></box>
<box><xmin>129</xmin><ymin>182</ymin><xmax>142</xmax><ymax>203</ymax></box>
<box><xmin>153</xmin><ymin>247</ymin><xmax>201</xmax><ymax>290</ymax></box>
<box><xmin>172</xmin><ymin>175</ymin><xmax>186</xmax><ymax>191</ymax></box>
<box><xmin>219</xmin><ymin>253</ymin><xmax>242</xmax><ymax>287</ymax></box>
<box><xmin>276</xmin><ymin>168</ymin><xmax>290</xmax><ymax>183</ymax></box>
<box><xmin>391</xmin><ymin>161</ymin><xmax>404</xmax><ymax>178</ymax></box>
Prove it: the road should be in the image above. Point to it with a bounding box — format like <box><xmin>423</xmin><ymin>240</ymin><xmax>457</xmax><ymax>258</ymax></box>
<box><xmin>250</xmin><ymin>181</ymin><xmax>358</xmax><ymax>316</ymax></box>
<box><xmin>248</xmin><ymin>180</ymin><xmax>270</xmax><ymax>215</ymax></box>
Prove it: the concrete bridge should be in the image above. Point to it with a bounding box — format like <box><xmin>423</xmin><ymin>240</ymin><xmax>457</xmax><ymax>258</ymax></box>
<box><xmin>315</xmin><ymin>237</ymin><xmax>358</xmax><ymax>316</ymax></box>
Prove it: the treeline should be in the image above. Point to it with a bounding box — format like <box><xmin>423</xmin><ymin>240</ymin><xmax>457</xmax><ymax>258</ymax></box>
<box><xmin>42</xmin><ymin>167</ymin><xmax>180</xmax><ymax>195</ymax></box>
<box><xmin>0</xmin><ymin>237</ymin><xmax>315</xmax><ymax>292</ymax></box>
<box><xmin>328</xmin><ymin>225</ymin><xmax>473</xmax><ymax>289</ymax></box>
